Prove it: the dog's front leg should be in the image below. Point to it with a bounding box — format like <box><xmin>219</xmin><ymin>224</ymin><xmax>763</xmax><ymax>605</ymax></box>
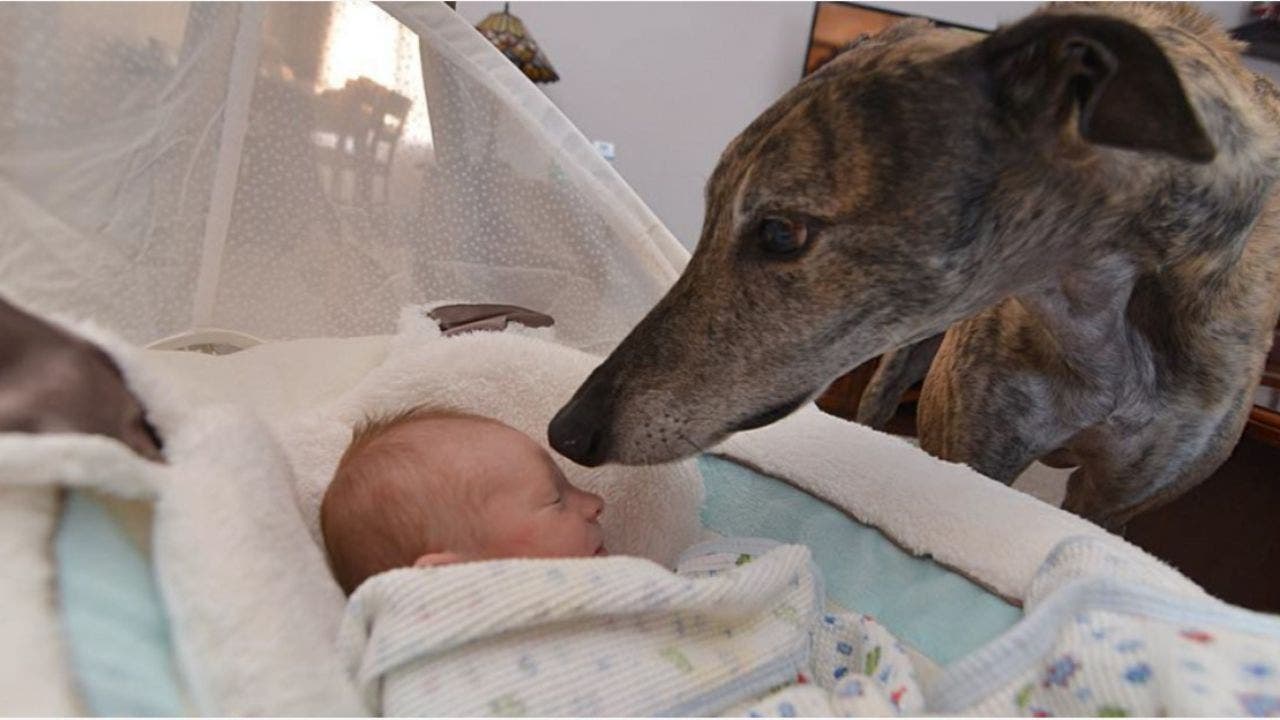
<box><xmin>1062</xmin><ymin>450</ymin><xmax>1193</xmax><ymax>531</ymax></box>
<box><xmin>1062</xmin><ymin>403</ymin><xmax>1253</xmax><ymax>529</ymax></box>
<box><xmin>856</xmin><ymin>333</ymin><xmax>944</xmax><ymax>430</ymax></box>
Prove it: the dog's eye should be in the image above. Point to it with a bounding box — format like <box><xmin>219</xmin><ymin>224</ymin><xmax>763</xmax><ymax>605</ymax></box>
<box><xmin>759</xmin><ymin>217</ymin><xmax>809</xmax><ymax>257</ymax></box>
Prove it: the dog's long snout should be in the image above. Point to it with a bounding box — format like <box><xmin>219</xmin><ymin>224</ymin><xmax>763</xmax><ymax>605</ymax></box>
<box><xmin>548</xmin><ymin>376</ymin><xmax>615</xmax><ymax>467</ymax></box>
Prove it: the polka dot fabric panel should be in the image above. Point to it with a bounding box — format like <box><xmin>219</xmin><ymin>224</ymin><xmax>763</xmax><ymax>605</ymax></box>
<box><xmin>0</xmin><ymin>2</ymin><xmax>687</xmax><ymax>353</ymax></box>
<box><xmin>0</xmin><ymin>4</ymin><xmax>235</xmax><ymax>343</ymax></box>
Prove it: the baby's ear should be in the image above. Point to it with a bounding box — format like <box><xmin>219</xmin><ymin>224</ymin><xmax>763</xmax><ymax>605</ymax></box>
<box><xmin>414</xmin><ymin>551</ymin><xmax>467</xmax><ymax>567</ymax></box>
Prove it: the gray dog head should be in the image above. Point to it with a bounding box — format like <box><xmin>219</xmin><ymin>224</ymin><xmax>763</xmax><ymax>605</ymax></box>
<box><xmin>549</xmin><ymin>9</ymin><xmax>1215</xmax><ymax>466</ymax></box>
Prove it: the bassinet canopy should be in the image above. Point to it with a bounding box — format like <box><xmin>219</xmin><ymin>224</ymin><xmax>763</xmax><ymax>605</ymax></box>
<box><xmin>0</xmin><ymin>1</ymin><xmax>686</xmax><ymax>354</ymax></box>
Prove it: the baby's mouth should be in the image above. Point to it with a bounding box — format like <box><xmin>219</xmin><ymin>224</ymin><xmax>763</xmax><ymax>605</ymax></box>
<box><xmin>594</xmin><ymin>543</ymin><xmax>608</xmax><ymax>556</ymax></box>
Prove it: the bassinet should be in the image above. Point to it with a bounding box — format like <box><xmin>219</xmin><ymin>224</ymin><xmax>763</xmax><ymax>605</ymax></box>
<box><xmin>0</xmin><ymin>2</ymin><xmax>1206</xmax><ymax>715</ymax></box>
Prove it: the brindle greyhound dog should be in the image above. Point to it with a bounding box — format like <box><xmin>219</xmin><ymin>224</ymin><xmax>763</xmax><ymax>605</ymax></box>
<box><xmin>549</xmin><ymin>3</ymin><xmax>1280</xmax><ymax>529</ymax></box>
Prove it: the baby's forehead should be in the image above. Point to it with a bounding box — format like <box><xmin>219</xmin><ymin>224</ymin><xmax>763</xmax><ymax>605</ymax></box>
<box><xmin>387</xmin><ymin>414</ymin><xmax>514</xmax><ymax>446</ymax></box>
<box><xmin>385</xmin><ymin>414</ymin><xmax>560</xmax><ymax>476</ymax></box>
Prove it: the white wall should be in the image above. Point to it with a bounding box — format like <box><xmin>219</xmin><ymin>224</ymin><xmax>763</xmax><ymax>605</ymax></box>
<box><xmin>456</xmin><ymin>2</ymin><xmax>1253</xmax><ymax>249</ymax></box>
<box><xmin>457</xmin><ymin>2</ymin><xmax>813</xmax><ymax>248</ymax></box>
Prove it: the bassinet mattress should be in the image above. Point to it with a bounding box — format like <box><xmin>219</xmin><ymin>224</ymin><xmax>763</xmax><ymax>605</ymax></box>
<box><xmin>56</xmin><ymin>458</ymin><xmax>1017</xmax><ymax>715</ymax></box>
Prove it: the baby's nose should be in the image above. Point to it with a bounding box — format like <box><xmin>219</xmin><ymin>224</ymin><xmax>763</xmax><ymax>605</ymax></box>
<box><xmin>583</xmin><ymin>491</ymin><xmax>604</xmax><ymax>521</ymax></box>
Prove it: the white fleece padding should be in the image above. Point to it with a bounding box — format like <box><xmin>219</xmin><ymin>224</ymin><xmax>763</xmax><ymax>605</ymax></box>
<box><xmin>140</xmin><ymin>335</ymin><xmax>391</xmax><ymax>423</ymax></box>
<box><xmin>712</xmin><ymin>406</ymin><xmax>1143</xmax><ymax>603</ymax></box>
<box><xmin>0</xmin><ymin>487</ymin><xmax>80</xmax><ymax>716</ymax></box>
<box><xmin>0</xmin><ymin>315</ymin><xmax>365</xmax><ymax>716</ymax></box>
<box><xmin>149</xmin><ymin>404</ymin><xmax>364</xmax><ymax>716</ymax></box>
<box><xmin>0</xmin><ymin>434</ymin><xmax>163</xmax><ymax>500</ymax></box>
<box><xmin>281</xmin><ymin>306</ymin><xmax>706</xmax><ymax>569</ymax></box>
<box><xmin>716</xmin><ymin>407</ymin><xmax>1146</xmax><ymax>602</ymax></box>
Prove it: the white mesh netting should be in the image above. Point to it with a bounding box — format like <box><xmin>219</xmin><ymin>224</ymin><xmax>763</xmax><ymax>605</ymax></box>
<box><xmin>0</xmin><ymin>1</ymin><xmax>687</xmax><ymax>354</ymax></box>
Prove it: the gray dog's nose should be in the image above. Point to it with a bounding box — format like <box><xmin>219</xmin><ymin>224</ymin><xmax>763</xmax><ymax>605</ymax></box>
<box><xmin>548</xmin><ymin>378</ymin><xmax>614</xmax><ymax>467</ymax></box>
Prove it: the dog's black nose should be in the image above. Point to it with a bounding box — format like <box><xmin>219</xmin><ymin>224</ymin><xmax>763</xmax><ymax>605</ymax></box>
<box><xmin>548</xmin><ymin>378</ymin><xmax>614</xmax><ymax>467</ymax></box>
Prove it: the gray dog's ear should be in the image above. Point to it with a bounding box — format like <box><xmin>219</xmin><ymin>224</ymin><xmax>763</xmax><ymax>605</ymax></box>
<box><xmin>979</xmin><ymin>13</ymin><xmax>1216</xmax><ymax>163</ymax></box>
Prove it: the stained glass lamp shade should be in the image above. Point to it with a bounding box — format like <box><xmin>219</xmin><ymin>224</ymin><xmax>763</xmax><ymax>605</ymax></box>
<box><xmin>475</xmin><ymin>4</ymin><xmax>559</xmax><ymax>84</ymax></box>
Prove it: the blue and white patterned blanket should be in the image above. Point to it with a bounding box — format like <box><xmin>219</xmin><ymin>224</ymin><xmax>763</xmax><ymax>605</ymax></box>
<box><xmin>341</xmin><ymin>535</ymin><xmax>1280</xmax><ymax>717</ymax></box>
<box><xmin>738</xmin><ymin>537</ymin><xmax>1280</xmax><ymax>718</ymax></box>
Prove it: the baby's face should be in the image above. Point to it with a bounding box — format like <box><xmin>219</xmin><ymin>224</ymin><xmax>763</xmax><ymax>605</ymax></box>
<box><xmin>405</xmin><ymin>418</ymin><xmax>606</xmax><ymax>561</ymax></box>
<box><xmin>474</xmin><ymin>423</ymin><xmax>607</xmax><ymax>559</ymax></box>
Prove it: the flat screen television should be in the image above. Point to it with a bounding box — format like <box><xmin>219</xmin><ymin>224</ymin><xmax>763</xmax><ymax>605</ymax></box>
<box><xmin>802</xmin><ymin>3</ymin><xmax>983</xmax><ymax>78</ymax></box>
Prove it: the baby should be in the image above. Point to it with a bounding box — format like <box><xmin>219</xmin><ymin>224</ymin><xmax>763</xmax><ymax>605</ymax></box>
<box><xmin>325</xmin><ymin>408</ymin><xmax>921</xmax><ymax>718</ymax></box>
<box><xmin>320</xmin><ymin>407</ymin><xmax>606</xmax><ymax>594</ymax></box>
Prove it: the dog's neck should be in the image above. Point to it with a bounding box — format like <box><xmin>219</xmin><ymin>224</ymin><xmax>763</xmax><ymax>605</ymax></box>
<box><xmin>1010</xmin><ymin>169</ymin><xmax>1273</xmax><ymax>408</ymax></box>
<box><xmin>1015</xmin><ymin>255</ymin><xmax>1141</xmax><ymax>387</ymax></box>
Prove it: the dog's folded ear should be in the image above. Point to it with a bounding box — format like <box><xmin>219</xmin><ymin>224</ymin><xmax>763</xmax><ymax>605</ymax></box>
<box><xmin>979</xmin><ymin>13</ymin><xmax>1216</xmax><ymax>164</ymax></box>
